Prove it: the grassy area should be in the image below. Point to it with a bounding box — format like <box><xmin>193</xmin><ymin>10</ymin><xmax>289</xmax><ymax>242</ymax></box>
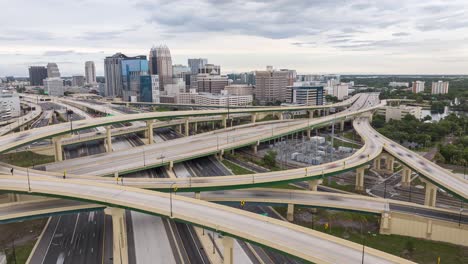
<box><xmin>0</xmin><ymin>218</ymin><xmax>47</xmax><ymax>264</ymax></box>
<box><xmin>275</xmin><ymin>208</ymin><xmax>468</xmax><ymax>263</ymax></box>
<box><xmin>267</xmin><ymin>183</ymin><xmax>302</xmax><ymax>190</ymax></box>
<box><xmin>221</xmin><ymin>160</ymin><xmax>254</xmax><ymax>175</ymax></box>
<box><xmin>0</xmin><ymin>151</ymin><xmax>54</xmax><ymax>167</ymax></box>
<box><xmin>322</xmin><ymin>179</ymin><xmax>356</xmax><ymax>193</ymax></box>
<box><xmin>153</xmin><ymin>106</ymin><xmax>173</xmax><ymax>112</ymax></box>
<box><xmin>326</xmin><ymin>135</ymin><xmax>360</xmax><ymax>148</ymax></box>
<box><xmin>5</xmin><ymin>240</ymin><xmax>36</xmax><ymax>264</ymax></box>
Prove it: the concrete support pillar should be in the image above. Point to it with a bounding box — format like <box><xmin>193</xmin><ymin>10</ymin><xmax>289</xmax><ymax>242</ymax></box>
<box><xmin>308</xmin><ymin>110</ymin><xmax>314</xmax><ymax>119</ymax></box>
<box><xmin>185</xmin><ymin>118</ymin><xmax>189</xmax><ymax>136</ymax></box>
<box><xmin>401</xmin><ymin>166</ymin><xmax>412</xmax><ymax>187</ymax></box>
<box><xmin>104</xmin><ymin>207</ymin><xmax>128</xmax><ymax>264</ymax></box>
<box><xmin>106</xmin><ymin>126</ymin><xmax>113</xmax><ymax>152</ymax></box>
<box><xmin>194</xmin><ymin>122</ymin><xmax>198</xmax><ymax>133</ymax></box>
<box><xmin>169</xmin><ymin>161</ymin><xmax>174</xmax><ymax>171</ymax></box>
<box><xmin>177</xmin><ymin>124</ymin><xmax>182</xmax><ymax>134</ymax></box>
<box><xmin>251</xmin><ymin>113</ymin><xmax>256</xmax><ymax>123</ymax></box>
<box><xmin>307</xmin><ymin>179</ymin><xmax>323</xmax><ymax>191</ymax></box>
<box><xmin>379</xmin><ymin>212</ymin><xmax>391</xmax><ymax>235</ymax></box>
<box><xmin>8</xmin><ymin>193</ymin><xmax>21</xmax><ymax>202</ymax></box>
<box><xmin>218</xmin><ymin>149</ymin><xmax>224</xmax><ymax>161</ymax></box>
<box><xmin>287</xmin><ymin>203</ymin><xmax>294</xmax><ymax>221</ymax></box>
<box><xmin>252</xmin><ymin>145</ymin><xmax>257</xmax><ymax>154</ymax></box>
<box><xmin>146</xmin><ymin>120</ymin><xmax>154</xmax><ymax>144</ymax></box>
<box><xmin>373</xmin><ymin>156</ymin><xmax>381</xmax><ymax>170</ymax></box>
<box><xmin>222</xmin><ymin>236</ymin><xmax>234</xmax><ymax>264</ymax></box>
<box><xmin>355</xmin><ymin>167</ymin><xmax>365</xmax><ymax>191</ymax></box>
<box><xmin>277</xmin><ymin>112</ymin><xmax>283</xmax><ymax>120</ymax></box>
<box><xmin>195</xmin><ymin>192</ymin><xmax>201</xmax><ymax>199</ymax></box>
<box><xmin>306</xmin><ymin>129</ymin><xmax>311</xmax><ymax>139</ymax></box>
<box><xmin>386</xmin><ymin>156</ymin><xmax>395</xmax><ymax>173</ymax></box>
<box><xmin>340</xmin><ymin>120</ymin><xmax>345</xmax><ymax>132</ymax></box>
<box><xmin>424</xmin><ymin>181</ymin><xmax>437</xmax><ymax>207</ymax></box>
<box><xmin>317</xmin><ymin>109</ymin><xmax>321</xmax><ymax>117</ymax></box>
<box><xmin>222</xmin><ymin>115</ymin><xmax>227</xmax><ymax>128</ymax></box>
<box><xmin>52</xmin><ymin>136</ymin><xmax>63</xmax><ymax>162</ymax></box>
<box><xmin>326</xmin><ymin>108</ymin><xmax>330</xmax><ymax>116</ymax></box>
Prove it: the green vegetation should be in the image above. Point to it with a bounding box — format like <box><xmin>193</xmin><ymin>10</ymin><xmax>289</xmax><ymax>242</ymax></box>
<box><xmin>343</xmin><ymin>76</ymin><xmax>468</xmax><ymax>112</ymax></box>
<box><xmin>221</xmin><ymin>159</ymin><xmax>254</xmax><ymax>175</ymax></box>
<box><xmin>372</xmin><ymin>113</ymin><xmax>467</xmax><ymax>166</ymax></box>
<box><xmin>322</xmin><ymin>179</ymin><xmax>355</xmax><ymax>193</ymax></box>
<box><xmin>0</xmin><ymin>151</ymin><xmax>55</xmax><ymax>167</ymax></box>
<box><xmin>262</xmin><ymin>150</ymin><xmax>278</xmax><ymax>168</ymax></box>
<box><xmin>5</xmin><ymin>240</ymin><xmax>36</xmax><ymax>264</ymax></box>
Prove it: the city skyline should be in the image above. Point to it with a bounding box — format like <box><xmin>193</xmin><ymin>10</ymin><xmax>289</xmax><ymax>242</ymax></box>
<box><xmin>1</xmin><ymin>0</ymin><xmax>468</xmax><ymax>76</ymax></box>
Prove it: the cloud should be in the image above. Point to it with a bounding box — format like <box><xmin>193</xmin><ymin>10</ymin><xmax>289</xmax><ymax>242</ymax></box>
<box><xmin>392</xmin><ymin>32</ymin><xmax>410</xmax><ymax>37</ymax></box>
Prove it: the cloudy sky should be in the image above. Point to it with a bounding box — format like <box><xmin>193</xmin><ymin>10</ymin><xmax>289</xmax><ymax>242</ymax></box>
<box><xmin>1</xmin><ymin>0</ymin><xmax>468</xmax><ymax>76</ymax></box>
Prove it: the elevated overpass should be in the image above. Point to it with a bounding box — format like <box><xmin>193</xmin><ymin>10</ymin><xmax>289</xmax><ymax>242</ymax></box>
<box><xmin>1</xmin><ymin>189</ymin><xmax>467</xmax><ymax>247</ymax></box>
<box><xmin>0</xmin><ymin>175</ymin><xmax>413</xmax><ymax>264</ymax></box>
<box><xmin>0</xmin><ymin>93</ymin><xmax>367</xmax><ymax>154</ymax></box>
<box><xmin>359</xmin><ymin>118</ymin><xmax>468</xmax><ymax>201</ymax></box>
<box><xmin>0</xmin><ymin>100</ymin><xmax>42</xmax><ymax>136</ymax></box>
<box><xmin>0</xmin><ymin>115</ymin><xmax>382</xmax><ymax>192</ymax></box>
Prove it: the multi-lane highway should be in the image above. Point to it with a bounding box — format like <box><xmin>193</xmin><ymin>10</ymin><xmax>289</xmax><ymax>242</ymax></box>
<box><xmin>1</xmin><ymin>92</ymin><xmax>466</xmax><ymax>263</ymax></box>
<box><xmin>0</xmin><ymin>175</ymin><xmax>413</xmax><ymax>264</ymax></box>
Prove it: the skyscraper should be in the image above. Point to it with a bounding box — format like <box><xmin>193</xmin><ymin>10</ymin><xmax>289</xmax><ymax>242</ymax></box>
<box><xmin>188</xmin><ymin>58</ymin><xmax>208</xmax><ymax>75</ymax></box>
<box><xmin>120</xmin><ymin>55</ymin><xmax>149</xmax><ymax>101</ymax></box>
<box><xmin>104</xmin><ymin>53</ymin><xmax>127</xmax><ymax>97</ymax></box>
<box><xmin>148</xmin><ymin>47</ymin><xmax>158</xmax><ymax>76</ymax></box>
<box><xmin>46</xmin><ymin>63</ymin><xmax>60</xmax><ymax>78</ymax></box>
<box><xmin>85</xmin><ymin>61</ymin><xmax>96</xmax><ymax>84</ymax></box>
<box><xmin>149</xmin><ymin>45</ymin><xmax>173</xmax><ymax>90</ymax></box>
<box><xmin>28</xmin><ymin>66</ymin><xmax>47</xmax><ymax>86</ymax></box>
<box><xmin>255</xmin><ymin>66</ymin><xmax>289</xmax><ymax>104</ymax></box>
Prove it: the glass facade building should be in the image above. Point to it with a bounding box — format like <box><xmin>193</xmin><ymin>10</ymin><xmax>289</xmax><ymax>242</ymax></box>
<box><xmin>121</xmin><ymin>56</ymin><xmax>149</xmax><ymax>101</ymax></box>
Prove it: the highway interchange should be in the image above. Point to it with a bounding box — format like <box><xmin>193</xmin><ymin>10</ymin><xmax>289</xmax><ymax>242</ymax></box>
<box><xmin>0</xmin><ymin>92</ymin><xmax>466</xmax><ymax>263</ymax></box>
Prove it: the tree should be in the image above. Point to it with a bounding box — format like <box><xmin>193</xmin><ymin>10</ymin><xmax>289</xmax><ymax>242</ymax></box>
<box><xmin>262</xmin><ymin>150</ymin><xmax>277</xmax><ymax>168</ymax></box>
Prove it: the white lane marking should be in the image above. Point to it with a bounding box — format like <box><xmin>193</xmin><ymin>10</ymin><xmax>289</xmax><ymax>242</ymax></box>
<box><xmin>71</xmin><ymin>213</ymin><xmax>80</xmax><ymax>244</ymax></box>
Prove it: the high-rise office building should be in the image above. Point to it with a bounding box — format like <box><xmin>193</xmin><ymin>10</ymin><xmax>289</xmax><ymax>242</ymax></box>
<box><xmin>280</xmin><ymin>69</ymin><xmax>297</xmax><ymax>86</ymax></box>
<box><xmin>412</xmin><ymin>81</ymin><xmax>425</xmax><ymax>93</ymax></box>
<box><xmin>198</xmin><ymin>64</ymin><xmax>220</xmax><ymax>75</ymax></box>
<box><xmin>149</xmin><ymin>45</ymin><xmax>173</xmax><ymax>90</ymax></box>
<box><xmin>287</xmin><ymin>84</ymin><xmax>324</xmax><ymax>106</ymax></box>
<box><xmin>148</xmin><ymin>47</ymin><xmax>158</xmax><ymax>76</ymax></box>
<box><xmin>43</xmin><ymin>77</ymin><xmax>64</xmax><ymax>96</ymax></box>
<box><xmin>46</xmin><ymin>63</ymin><xmax>60</xmax><ymax>78</ymax></box>
<box><xmin>333</xmin><ymin>84</ymin><xmax>349</xmax><ymax>100</ymax></box>
<box><xmin>188</xmin><ymin>58</ymin><xmax>208</xmax><ymax>75</ymax></box>
<box><xmin>120</xmin><ymin>55</ymin><xmax>149</xmax><ymax>101</ymax></box>
<box><xmin>255</xmin><ymin>66</ymin><xmax>289</xmax><ymax>104</ymax></box>
<box><xmin>85</xmin><ymin>61</ymin><xmax>96</xmax><ymax>84</ymax></box>
<box><xmin>28</xmin><ymin>66</ymin><xmax>48</xmax><ymax>86</ymax></box>
<box><xmin>104</xmin><ymin>53</ymin><xmax>127</xmax><ymax>97</ymax></box>
<box><xmin>431</xmin><ymin>81</ymin><xmax>449</xmax><ymax>94</ymax></box>
<box><xmin>172</xmin><ymin>64</ymin><xmax>191</xmax><ymax>78</ymax></box>
<box><xmin>190</xmin><ymin>74</ymin><xmax>229</xmax><ymax>94</ymax></box>
<box><xmin>72</xmin><ymin>75</ymin><xmax>85</xmax><ymax>87</ymax></box>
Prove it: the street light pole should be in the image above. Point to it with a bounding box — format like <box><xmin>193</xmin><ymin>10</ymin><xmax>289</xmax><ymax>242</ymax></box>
<box><xmin>383</xmin><ymin>180</ymin><xmax>387</xmax><ymax>199</ymax></box>
<box><xmin>170</xmin><ymin>182</ymin><xmax>176</xmax><ymax>218</ymax></box>
<box><xmin>143</xmin><ymin>147</ymin><xmax>146</xmax><ymax>167</ymax></box>
<box><xmin>27</xmin><ymin>168</ymin><xmax>31</xmax><ymax>192</ymax></box>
